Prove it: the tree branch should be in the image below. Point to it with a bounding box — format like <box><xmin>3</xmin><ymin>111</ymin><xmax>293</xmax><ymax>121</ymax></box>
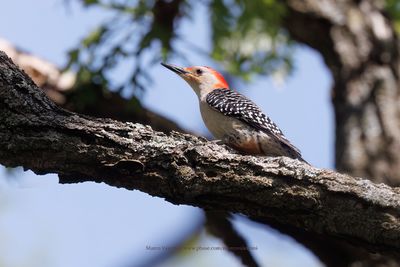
<box><xmin>0</xmin><ymin>38</ymin><xmax>185</xmax><ymax>134</ymax></box>
<box><xmin>1</xmin><ymin>51</ymin><xmax>400</xmax><ymax>257</ymax></box>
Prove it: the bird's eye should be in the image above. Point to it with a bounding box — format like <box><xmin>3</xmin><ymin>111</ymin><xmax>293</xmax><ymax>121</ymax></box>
<box><xmin>196</xmin><ymin>69</ymin><xmax>203</xmax><ymax>75</ymax></box>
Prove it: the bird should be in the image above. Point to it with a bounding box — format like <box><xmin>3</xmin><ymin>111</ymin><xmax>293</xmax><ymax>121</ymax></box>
<box><xmin>161</xmin><ymin>63</ymin><xmax>306</xmax><ymax>162</ymax></box>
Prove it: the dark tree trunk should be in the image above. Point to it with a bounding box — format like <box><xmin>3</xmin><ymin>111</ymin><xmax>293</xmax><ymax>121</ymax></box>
<box><xmin>284</xmin><ymin>0</ymin><xmax>400</xmax><ymax>185</ymax></box>
<box><xmin>282</xmin><ymin>0</ymin><xmax>400</xmax><ymax>266</ymax></box>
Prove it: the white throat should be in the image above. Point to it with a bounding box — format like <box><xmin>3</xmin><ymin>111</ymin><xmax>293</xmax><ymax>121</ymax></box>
<box><xmin>186</xmin><ymin>80</ymin><xmax>219</xmax><ymax>102</ymax></box>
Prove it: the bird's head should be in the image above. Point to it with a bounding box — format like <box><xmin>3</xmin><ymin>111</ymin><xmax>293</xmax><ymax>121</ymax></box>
<box><xmin>161</xmin><ymin>63</ymin><xmax>229</xmax><ymax>99</ymax></box>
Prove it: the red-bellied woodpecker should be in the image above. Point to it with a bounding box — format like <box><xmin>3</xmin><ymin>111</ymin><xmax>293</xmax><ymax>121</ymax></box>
<box><xmin>161</xmin><ymin>63</ymin><xmax>306</xmax><ymax>162</ymax></box>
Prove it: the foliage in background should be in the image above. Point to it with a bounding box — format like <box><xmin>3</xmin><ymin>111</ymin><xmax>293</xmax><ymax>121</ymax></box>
<box><xmin>386</xmin><ymin>0</ymin><xmax>400</xmax><ymax>32</ymax></box>
<box><xmin>65</xmin><ymin>0</ymin><xmax>400</xmax><ymax>107</ymax></box>
<box><xmin>66</xmin><ymin>0</ymin><xmax>292</xmax><ymax>96</ymax></box>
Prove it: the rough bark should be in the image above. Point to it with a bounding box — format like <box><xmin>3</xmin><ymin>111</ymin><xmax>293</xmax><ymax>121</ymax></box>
<box><xmin>1</xmin><ymin>51</ymin><xmax>400</xmax><ymax>259</ymax></box>
<box><xmin>282</xmin><ymin>1</ymin><xmax>400</xmax><ymax>265</ymax></box>
<box><xmin>0</xmin><ymin>38</ymin><xmax>184</xmax><ymax>134</ymax></box>
<box><xmin>284</xmin><ymin>0</ymin><xmax>400</xmax><ymax>186</ymax></box>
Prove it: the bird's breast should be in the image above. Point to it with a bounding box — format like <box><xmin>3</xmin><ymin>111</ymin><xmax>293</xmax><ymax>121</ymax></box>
<box><xmin>200</xmin><ymin>103</ymin><xmax>263</xmax><ymax>154</ymax></box>
<box><xmin>200</xmin><ymin>102</ymin><xmax>241</xmax><ymax>138</ymax></box>
<box><xmin>199</xmin><ymin>102</ymin><xmax>291</xmax><ymax>156</ymax></box>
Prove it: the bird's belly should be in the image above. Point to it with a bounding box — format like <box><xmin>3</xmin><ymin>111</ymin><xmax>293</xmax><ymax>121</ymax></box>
<box><xmin>200</xmin><ymin>103</ymin><xmax>241</xmax><ymax>138</ymax></box>
<box><xmin>200</xmin><ymin>104</ymin><xmax>263</xmax><ymax>154</ymax></box>
<box><xmin>199</xmin><ymin>103</ymin><xmax>289</xmax><ymax>156</ymax></box>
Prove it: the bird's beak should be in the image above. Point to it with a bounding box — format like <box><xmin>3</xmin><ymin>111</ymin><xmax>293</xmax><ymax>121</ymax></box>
<box><xmin>161</xmin><ymin>63</ymin><xmax>188</xmax><ymax>76</ymax></box>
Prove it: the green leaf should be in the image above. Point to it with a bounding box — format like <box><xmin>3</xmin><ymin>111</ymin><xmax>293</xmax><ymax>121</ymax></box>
<box><xmin>82</xmin><ymin>26</ymin><xmax>106</xmax><ymax>48</ymax></box>
<box><xmin>83</xmin><ymin>0</ymin><xmax>99</xmax><ymax>7</ymax></box>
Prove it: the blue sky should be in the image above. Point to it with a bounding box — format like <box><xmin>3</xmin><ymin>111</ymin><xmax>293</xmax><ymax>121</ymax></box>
<box><xmin>0</xmin><ymin>1</ymin><xmax>332</xmax><ymax>266</ymax></box>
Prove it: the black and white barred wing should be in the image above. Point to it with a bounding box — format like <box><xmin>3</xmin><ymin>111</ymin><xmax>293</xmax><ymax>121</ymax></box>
<box><xmin>206</xmin><ymin>89</ymin><xmax>302</xmax><ymax>157</ymax></box>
